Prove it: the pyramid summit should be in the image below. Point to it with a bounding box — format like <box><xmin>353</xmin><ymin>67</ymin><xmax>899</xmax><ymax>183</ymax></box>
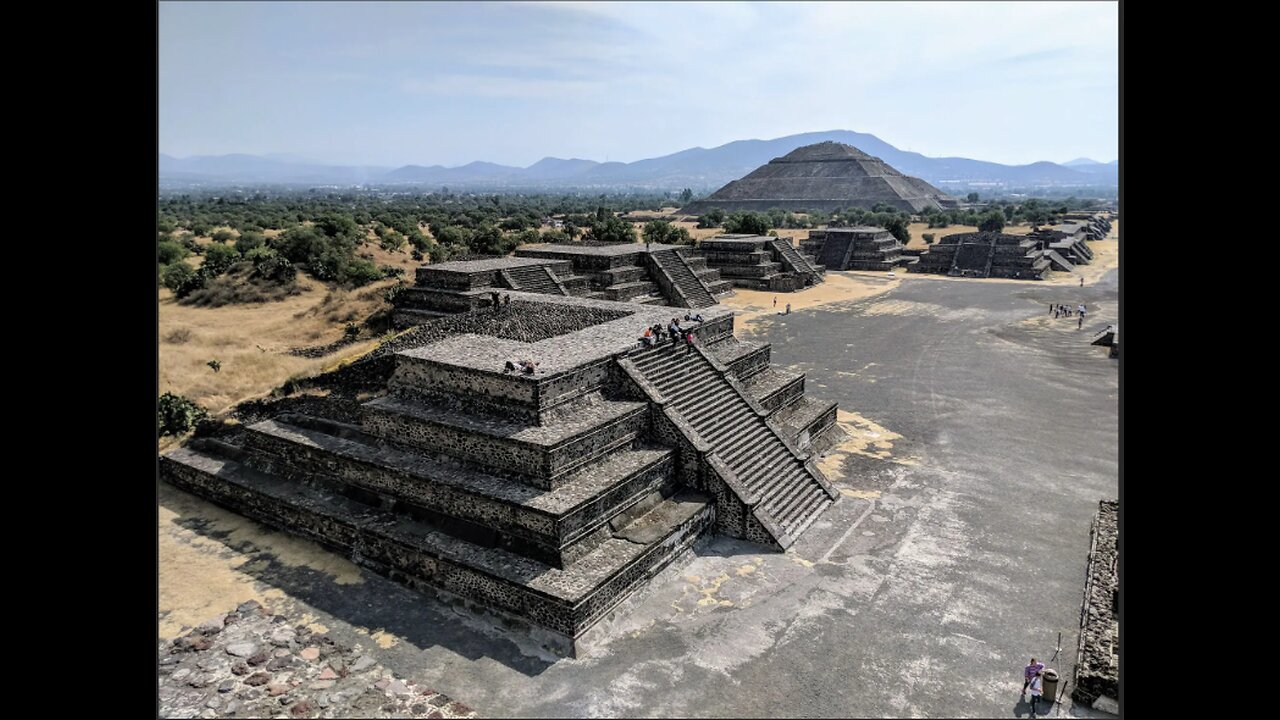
<box><xmin>682</xmin><ymin>141</ymin><xmax>957</xmax><ymax>215</ymax></box>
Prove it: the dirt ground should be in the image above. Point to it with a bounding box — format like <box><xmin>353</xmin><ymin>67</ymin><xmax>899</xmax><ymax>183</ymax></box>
<box><xmin>159</xmin><ymin>233</ymin><xmax>421</xmax><ymax>422</ymax></box>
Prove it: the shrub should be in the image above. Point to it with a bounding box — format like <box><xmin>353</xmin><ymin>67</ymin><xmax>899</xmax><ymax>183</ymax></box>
<box><xmin>162</xmin><ymin>262</ymin><xmax>196</xmax><ymax>293</ymax></box>
<box><xmin>236</xmin><ymin>230</ymin><xmax>266</xmax><ymax>253</ymax></box>
<box><xmin>343</xmin><ymin>258</ymin><xmax>383</xmax><ymax>287</ymax></box>
<box><xmin>158</xmin><ymin>240</ymin><xmax>189</xmax><ymax>265</ymax></box>
<box><xmin>923</xmin><ymin>233</ymin><xmax>936</xmax><ymax>245</ymax></box>
<box><xmin>158</xmin><ymin>392</ymin><xmax>208</xmax><ymax>437</ymax></box>
<box><xmin>211</xmin><ymin>229</ymin><xmax>236</xmax><ymax>243</ymax></box>
<box><xmin>202</xmin><ymin>243</ymin><xmax>241</xmax><ymax>276</ymax></box>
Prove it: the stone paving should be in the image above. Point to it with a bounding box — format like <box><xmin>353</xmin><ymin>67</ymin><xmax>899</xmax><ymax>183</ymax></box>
<box><xmin>158</xmin><ymin>600</ymin><xmax>478</xmax><ymax>719</ymax></box>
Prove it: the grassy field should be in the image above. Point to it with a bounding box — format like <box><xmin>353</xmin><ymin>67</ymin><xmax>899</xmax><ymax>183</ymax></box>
<box><xmin>159</xmin><ymin>232</ymin><xmax>421</xmax><ymax>425</ymax></box>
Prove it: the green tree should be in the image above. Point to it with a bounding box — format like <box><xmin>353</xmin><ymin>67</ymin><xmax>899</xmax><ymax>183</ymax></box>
<box><xmin>966</xmin><ymin>192</ymin><xmax>980</xmax><ymax>203</ymax></box>
<box><xmin>922</xmin><ymin>233</ymin><xmax>937</xmax><ymax>245</ymax></box>
<box><xmin>642</xmin><ymin>220</ymin><xmax>674</xmax><ymax>245</ymax></box>
<box><xmin>158</xmin><ymin>240</ymin><xmax>190</xmax><ymax>265</ymax></box>
<box><xmin>723</xmin><ymin>211</ymin><xmax>771</xmax><ymax>236</ymax></box>
<box><xmin>211</xmin><ymin>228</ymin><xmax>236</xmax><ymax>243</ymax></box>
<box><xmin>162</xmin><ymin>262</ymin><xmax>196</xmax><ymax>293</ymax></box>
<box><xmin>236</xmin><ymin>230</ymin><xmax>266</xmax><ymax>253</ymax></box>
<box><xmin>978</xmin><ymin>210</ymin><xmax>1006</xmax><ymax>233</ymax></box>
<box><xmin>587</xmin><ymin>216</ymin><xmax>637</xmax><ymax>244</ymax></box>
<box><xmin>158</xmin><ymin>393</ymin><xmax>208</xmax><ymax>437</ymax></box>
<box><xmin>883</xmin><ymin>216</ymin><xmax>910</xmax><ymax>245</ymax></box>
<box><xmin>201</xmin><ymin>243</ymin><xmax>241</xmax><ymax>276</ymax></box>
<box><xmin>680</xmin><ymin>188</ymin><xmax>693</xmax><ymax>203</ymax></box>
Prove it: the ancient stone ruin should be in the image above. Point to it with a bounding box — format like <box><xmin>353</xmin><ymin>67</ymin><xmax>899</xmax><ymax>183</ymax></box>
<box><xmin>909</xmin><ymin>232</ymin><xmax>1051</xmax><ymax>280</ymax></box>
<box><xmin>1073</xmin><ymin>500</ymin><xmax>1118</xmax><ymax>709</ymax></box>
<box><xmin>698</xmin><ymin>234</ymin><xmax>825</xmax><ymax>291</ymax></box>
<box><xmin>161</xmin><ymin>292</ymin><xmax>842</xmax><ymax>656</ymax></box>
<box><xmin>681</xmin><ymin>141</ymin><xmax>957</xmax><ymax>215</ymax></box>
<box><xmin>393</xmin><ymin>245</ymin><xmax>730</xmax><ymax>327</ymax></box>
<box><xmin>802</xmin><ymin>227</ymin><xmax>914</xmax><ymax>272</ymax></box>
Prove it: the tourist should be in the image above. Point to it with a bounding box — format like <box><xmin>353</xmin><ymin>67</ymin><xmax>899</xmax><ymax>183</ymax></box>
<box><xmin>1048</xmin><ymin>304</ymin><xmax>1053</xmax><ymax>315</ymax></box>
<box><xmin>1078</xmin><ymin>307</ymin><xmax>1086</xmax><ymax>330</ymax></box>
<box><xmin>668</xmin><ymin>318</ymin><xmax>683</xmax><ymax>346</ymax></box>
<box><xmin>773</xmin><ymin>296</ymin><xmax>777</xmax><ymax>309</ymax></box>
<box><xmin>1028</xmin><ymin>670</ymin><xmax>1044</xmax><ymax>717</ymax></box>
<box><xmin>1079</xmin><ymin>276</ymin><xmax>1084</xmax><ymax>287</ymax></box>
<box><xmin>503</xmin><ymin>293</ymin><xmax>511</xmax><ymax>306</ymax></box>
<box><xmin>520</xmin><ymin>359</ymin><xmax>539</xmax><ymax>375</ymax></box>
<box><xmin>503</xmin><ymin>359</ymin><xmax>519</xmax><ymax>374</ymax></box>
<box><xmin>685</xmin><ymin>312</ymin><xmax>705</xmax><ymax>323</ymax></box>
<box><xmin>1022</xmin><ymin>657</ymin><xmax>1045</xmax><ymax>695</ymax></box>
<box><xmin>640</xmin><ymin>327</ymin><xmax>655</xmax><ymax>347</ymax></box>
<box><xmin>685</xmin><ymin>331</ymin><xmax>696</xmax><ymax>355</ymax></box>
<box><xmin>785</xmin><ymin>303</ymin><xmax>791</xmax><ymax>315</ymax></box>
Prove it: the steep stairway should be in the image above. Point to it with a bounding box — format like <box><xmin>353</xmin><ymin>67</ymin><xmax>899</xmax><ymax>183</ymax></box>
<box><xmin>627</xmin><ymin>343</ymin><xmax>835</xmax><ymax>546</ymax></box>
<box><xmin>770</xmin><ymin>238</ymin><xmax>823</xmax><ymax>284</ymax></box>
<box><xmin>649</xmin><ymin>250</ymin><xmax>717</xmax><ymax>308</ymax></box>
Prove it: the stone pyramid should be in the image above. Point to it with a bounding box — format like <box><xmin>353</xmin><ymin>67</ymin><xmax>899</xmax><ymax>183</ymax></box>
<box><xmin>682</xmin><ymin>141</ymin><xmax>956</xmax><ymax>215</ymax></box>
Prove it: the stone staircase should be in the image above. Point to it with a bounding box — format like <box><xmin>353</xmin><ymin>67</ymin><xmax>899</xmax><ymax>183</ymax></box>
<box><xmin>626</xmin><ymin>343</ymin><xmax>836</xmax><ymax>547</ymax></box>
<box><xmin>1044</xmin><ymin>249</ymin><xmax>1076</xmax><ymax>273</ymax></box>
<box><xmin>770</xmin><ymin>238</ymin><xmax>823</xmax><ymax>285</ymax></box>
<box><xmin>647</xmin><ymin>250</ymin><xmax>717</xmax><ymax>308</ymax></box>
<box><xmin>502</xmin><ymin>265</ymin><xmax>570</xmax><ymax>295</ymax></box>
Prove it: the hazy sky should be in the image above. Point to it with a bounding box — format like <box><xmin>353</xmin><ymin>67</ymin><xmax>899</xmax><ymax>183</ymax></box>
<box><xmin>159</xmin><ymin>1</ymin><xmax>1119</xmax><ymax>167</ymax></box>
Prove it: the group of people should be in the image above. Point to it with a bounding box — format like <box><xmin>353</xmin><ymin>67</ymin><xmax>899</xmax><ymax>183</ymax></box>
<box><xmin>489</xmin><ymin>291</ymin><xmax>512</xmax><ymax>312</ymax></box>
<box><xmin>1050</xmin><ymin>302</ymin><xmax>1088</xmax><ymax>329</ymax></box>
<box><xmin>639</xmin><ymin>314</ymin><xmax>704</xmax><ymax>354</ymax></box>
<box><xmin>502</xmin><ymin>358</ymin><xmax>539</xmax><ymax>375</ymax></box>
<box><xmin>772</xmin><ymin>297</ymin><xmax>792</xmax><ymax>315</ymax></box>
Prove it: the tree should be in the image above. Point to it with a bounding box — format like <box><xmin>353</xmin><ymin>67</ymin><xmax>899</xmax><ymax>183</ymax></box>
<box><xmin>680</xmin><ymin>188</ymin><xmax>693</xmax><ymax>203</ymax></box>
<box><xmin>668</xmin><ymin>226</ymin><xmax>694</xmax><ymax>245</ymax></box>
<box><xmin>642</xmin><ymin>220</ymin><xmax>674</xmax><ymax>245</ymax></box>
<box><xmin>211</xmin><ymin>228</ymin><xmax>236</xmax><ymax>243</ymax></box>
<box><xmin>201</xmin><ymin>243</ymin><xmax>241</xmax><ymax>276</ymax></box>
<box><xmin>723</xmin><ymin>211</ymin><xmax>771</xmax><ymax>236</ymax></box>
<box><xmin>236</xmin><ymin>230</ymin><xmax>266</xmax><ymax>253</ymax></box>
<box><xmin>162</xmin><ymin>262</ymin><xmax>196</xmax><ymax>293</ymax></box>
<box><xmin>883</xmin><ymin>216</ymin><xmax>910</xmax><ymax>245</ymax></box>
<box><xmin>587</xmin><ymin>216</ymin><xmax>637</xmax><ymax>244</ymax></box>
<box><xmin>158</xmin><ymin>240</ymin><xmax>190</xmax><ymax>265</ymax></box>
<box><xmin>922</xmin><ymin>233</ymin><xmax>937</xmax><ymax>245</ymax></box>
<box><xmin>966</xmin><ymin>192</ymin><xmax>980</xmax><ymax>203</ymax></box>
<box><xmin>978</xmin><ymin>210</ymin><xmax>1006</xmax><ymax>233</ymax></box>
<box><xmin>158</xmin><ymin>393</ymin><xmax>208</xmax><ymax>437</ymax></box>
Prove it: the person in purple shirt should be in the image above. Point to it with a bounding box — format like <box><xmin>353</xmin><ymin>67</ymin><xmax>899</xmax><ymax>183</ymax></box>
<box><xmin>1022</xmin><ymin>657</ymin><xmax>1045</xmax><ymax>694</ymax></box>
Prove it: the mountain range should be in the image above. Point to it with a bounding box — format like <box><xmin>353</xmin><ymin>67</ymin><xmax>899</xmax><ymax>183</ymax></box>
<box><xmin>159</xmin><ymin>130</ymin><xmax>1118</xmax><ymax>190</ymax></box>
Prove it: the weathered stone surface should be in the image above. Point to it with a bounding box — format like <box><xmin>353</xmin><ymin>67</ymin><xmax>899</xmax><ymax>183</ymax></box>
<box><xmin>1072</xmin><ymin>500</ymin><xmax>1119</xmax><ymax>706</ymax></box>
<box><xmin>225</xmin><ymin>643</ymin><xmax>257</xmax><ymax>658</ymax></box>
<box><xmin>158</xmin><ymin>605</ymin><xmax>479</xmax><ymax>718</ymax></box>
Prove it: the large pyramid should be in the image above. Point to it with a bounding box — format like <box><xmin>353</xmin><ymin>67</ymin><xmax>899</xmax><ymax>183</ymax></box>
<box><xmin>682</xmin><ymin>141</ymin><xmax>957</xmax><ymax>215</ymax></box>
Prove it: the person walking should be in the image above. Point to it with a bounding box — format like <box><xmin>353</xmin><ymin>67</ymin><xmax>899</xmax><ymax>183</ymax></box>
<box><xmin>685</xmin><ymin>330</ymin><xmax>696</xmax><ymax>355</ymax></box>
<box><xmin>1078</xmin><ymin>306</ymin><xmax>1087</xmax><ymax>330</ymax></box>
<box><xmin>1024</xmin><ymin>653</ymin><xmax>1044</xmax><ymax>691</ymax></box>
<box><xmin>1028</xmin><ymin>670</ymin><xmax>1044</xmax><ymax>717</ymax></box>
<box><xmin>1079</xmin><ymin>276</ymin><xmax>1084</xmax><ymax>287</ymax></box>
<box><xmin>773</xmin><ymin>296</ymin><xmax>777</xmax><ymax>309</ymax></box>
<box><xmin>785</xmin><ymin>302</ymin><xmax>791</xmax><ymax>315</ymax></box>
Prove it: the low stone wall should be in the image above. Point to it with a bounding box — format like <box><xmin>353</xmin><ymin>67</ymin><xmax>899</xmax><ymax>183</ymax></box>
<box><xmin>1073</xmin><ymin>500</ymin><xmax>1119</xmax><ymax>706</ymax></box>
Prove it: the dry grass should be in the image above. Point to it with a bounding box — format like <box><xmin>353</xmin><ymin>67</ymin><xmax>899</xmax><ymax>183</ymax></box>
<box><xmin>159</xmin><ymin>265</ymin><xmax>403</xmax><ymax>417</ymax></box>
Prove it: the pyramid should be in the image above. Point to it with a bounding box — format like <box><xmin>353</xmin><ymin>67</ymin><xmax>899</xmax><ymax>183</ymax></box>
<box><xmin>682</xmin><ymin>141</ymin><xmax>956</xmax><ymax>215</ymax></box>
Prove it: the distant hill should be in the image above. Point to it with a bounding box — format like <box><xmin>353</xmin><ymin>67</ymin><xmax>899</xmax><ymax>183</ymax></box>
<box><xmin>160</xmin><ymin>130</ymin><xmax>1118</xmax><ymax>189</ymax></box>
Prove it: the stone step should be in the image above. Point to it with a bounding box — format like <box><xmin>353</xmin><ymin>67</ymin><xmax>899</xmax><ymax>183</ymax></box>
<box><xmin>240</xmin><ymin>417</ymin><xmax>677</xmax><ymax>568</ymax></box>
<box><xmin>742</xmin><ymin>368</ymin><xmax>806</xmax><ymax>414</ymax></box>
<box><xmin>773</xmin><ymin>396</ymin><xmax>838</xmax><ymax>449</ymax></box>
<box><xmin>362</xmin><ymin>395</ymin><xmax>648</xmax><ymax>490</ymax></box>
<box><xmin>755</xmin><ymin>465</ymin><xmax>808</xmax><ymax>507</ymax></box>
<box><xmin>729</xmin><ymin>441</ymin><xmax>792</xmax><ymax>485</ymax></box>
<box><xmin>782</xmin><ymin>493</ymin><xmax>831</xmax><ymax>537</ymax></box>
<box><xmin>160</xmin><ymin>447</ymin><xmax>714</xmax><ymax>653</ymax></box>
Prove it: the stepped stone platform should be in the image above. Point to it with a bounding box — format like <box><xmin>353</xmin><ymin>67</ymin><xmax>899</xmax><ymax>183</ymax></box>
<box><xmin>909</xmin><ymin>231</ymin><xmax>1051</xmax><ymax>280</ymax></box>
<box><xmin>700</xmin><ymin>235</ymin><xmax>825</xmax><ymax>292</ymax></box>
<box><xmin>682</xmin><ymin>141</ymin><xmax>957</xmax><ymax>215</ymax></box>
<box><xmin>394</xmin><ymin>245</ymin><xmax>731</xmax><ymax>326</ymax></box>
<box><xmin>161</xmin><ymin>292</ymin><xmax>843</xmax><ymax>656</ymax></box>
<box><xmin>802</xmin><ymin>227</ymin><xmax>914</xmax><ymax>271</ymax></box>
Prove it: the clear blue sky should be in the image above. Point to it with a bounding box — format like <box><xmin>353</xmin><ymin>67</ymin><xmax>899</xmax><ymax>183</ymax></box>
<box><xmin>159</xmin><ymin>1</ymin><xmax>1118</xmax><ymax>167</ymax></box>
